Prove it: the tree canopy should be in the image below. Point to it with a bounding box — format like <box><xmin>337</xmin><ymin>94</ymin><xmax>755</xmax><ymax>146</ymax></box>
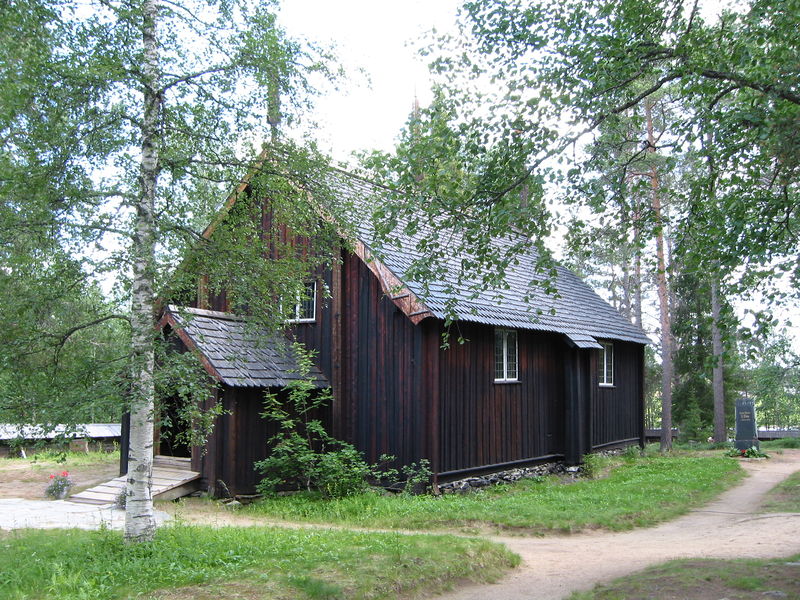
<box><xmin>359</xmin><ymin>0</ymin><xmax>798</xmax><ymax>444</ymax></box>
<box><xmin>1</xmin><ymin>0</ymin><xmax>344</xmax><ymax>541</ymax></box>
<box><xmin>393</xmin><ymin>0</ymin><xmax>799</xmax><ymax>291</ymax></box>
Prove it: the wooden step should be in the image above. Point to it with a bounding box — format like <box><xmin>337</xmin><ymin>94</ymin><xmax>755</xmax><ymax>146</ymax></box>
<box><xmin>153</xmin><ymin>460</ymin><xmax>191</xmax><ymax>466</ymax></box>
<box><xmin>66</xmin><ymin>463</ymin><xmax>201</xmax><ymax>505</ymax></box>
<box><xmin>66</xmin><ymin>496</ymin><xmax>111</xmax><ymax>506</ymax></box>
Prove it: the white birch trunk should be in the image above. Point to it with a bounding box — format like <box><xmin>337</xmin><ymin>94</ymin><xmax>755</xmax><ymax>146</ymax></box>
<box><xmin>125</xmin><ymin>0</ymin><xmax>160</xmax><ymax>543</ymax></box>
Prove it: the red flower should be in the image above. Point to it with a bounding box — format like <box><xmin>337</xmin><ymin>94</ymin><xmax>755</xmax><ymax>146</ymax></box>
<box><xmin>49</xmin><ymin>474</ymin><xmax>55</xmax><ymax>479</ymax></box>
<box><xmin>61</xmin><ymin>471</ymin><xmax>69</xmax><ymax>477</ymax></box>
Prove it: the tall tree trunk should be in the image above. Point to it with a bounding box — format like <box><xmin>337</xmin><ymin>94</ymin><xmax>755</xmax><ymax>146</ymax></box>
<box><xmin>710</xmin><ymin>276</ymin><xmax>726</xmax><ymax>442</ymax></box>
<box><xmin>125</xmin><ymin>0</ymin><xmax>160</xmax><ymax>543</ymax></box>
<box><xmin>703</xmin><ymin>129</ymin><xmax>726</xmax><ymax>444</ymax></box>
<box><xmin>610</xmin><ymin>272</ymin><xmax>621</xmax><ymax>312</ymax></box>
<box><xmin>646</xmin><ymin>101</ymin><xmax>674</xmax><ymax>452</ymax></box>
<box><xmin>632</xmin><ymin>196</ymin><xmax>643</xmax><ymax>328</ymax></box>
<box><xmin>633</xmin><ymin>248</ymin><xmax>643</xmax><ymax>327</ymax></box>
<box><xmin>664</xmin><ymin>202</ymin><xmax>680</xmax><ymax>399</ymax></box>
<box><xmin>267</xmin><ymin>51</ymin><xmax>281</xmax><ymax>144</ymax></box>
<box><xmin>621</xmin><ymin>251</ymin><xmax>632</xmax><ymax>322</ymax></box>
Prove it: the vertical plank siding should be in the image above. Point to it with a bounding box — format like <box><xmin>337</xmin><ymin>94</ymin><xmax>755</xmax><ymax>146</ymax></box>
<box><xmin>334</xmin><ymin>253</ymin><xmax>430</xmax><ymax>467</ymax></box>
<box><xmin>291</xmin><ymin>268</ymin><xmax>334</xmax><ymax>378</ymax></box>
<box><xmin>438</xmin><ymin>324</ymin><xmax>566</xmax><ymax>473</ymax></box>
<box><xmin>196</xmin><ymin>386</ymin><xmax>331</xmax><ymax>496</ymax></box>
<box><xmin>285</xmin><ymin>250</ymin><xmax>431</xmax><ymax>469</ymax></box>
<box><xmin>591</xmin><ymin>341</ymin><xmax>644</xmax><ymax>448</ymax></box>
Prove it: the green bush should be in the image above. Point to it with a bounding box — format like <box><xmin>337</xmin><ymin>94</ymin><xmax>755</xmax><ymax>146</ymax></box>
<box><xmin>254</xmin><ymin>419</ymin><xmax>387</xmax><ymax>499</ymax></box>
<box><xmin>725</xmin><ymin>446</ymin><xmax>769</xmax><ymax>458</ymax></box>
<box><xmin>400</xmin><ymin>459</ymin><xmax>433</xmax><ymax>494</ymax></box>
<box><xmin>313</xmin><ymin>446</ymin><xmax>377</xmax><ymax>498</ymax></box>
<box><xmin>581</xmin><ymin>453</ymin><xmax>604</xmax><ymax>478</ymax></box>
<box><xmin>623</xmin><ymin>445</ymin><xmax>643</xmax><ymax>460</ymax></box>
<box><xmin>255</xmin><ymin>346</ymin><xmax>430</xmax><ymax>498</ymax></box>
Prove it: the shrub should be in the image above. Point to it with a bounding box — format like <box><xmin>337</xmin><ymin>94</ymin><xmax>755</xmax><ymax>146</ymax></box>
<box><xmin>725</xmin><ymin>446</ymin><xmax>770</xmax><ymax>458</ymax></box>
<box><xmin>581</xmin><ymin>454</ymin><xmax>604</xmax><ymax>478</ymax></box>
<box><xmin>255</xmin><ymin>430</ymin><xmax>383</xmax><ymax>498</ymax></box>
<box><xmin>312</xmin><ymin>446</ymin><xmax>376</xmax><ymax>498</ymax></box>
<box><xmin>623</xmin><ymin>444</ymin><xmax>643</xmax><ymax>460</ymax></box>
<box><xmin>401</xmin><ymin>459</ymin><xmax>433</xmax><ymax>494</ymax></box>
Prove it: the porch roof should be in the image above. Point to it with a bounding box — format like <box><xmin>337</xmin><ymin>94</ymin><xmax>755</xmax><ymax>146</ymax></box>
<box><xmin>162</xmin><ymin>305</ymin><xmax>328</xmax><ymax>389</ymax></box>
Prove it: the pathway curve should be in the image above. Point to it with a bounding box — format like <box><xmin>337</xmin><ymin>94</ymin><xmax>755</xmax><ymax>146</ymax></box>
<box><xmin>435</xmin><ymin>449</ymin><xmax>800</xmax><ymax>600</ymax></box>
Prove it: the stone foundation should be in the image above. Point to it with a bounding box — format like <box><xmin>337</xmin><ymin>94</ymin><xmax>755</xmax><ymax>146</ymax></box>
<box><xmin>438</xmin><ymin>460</ymin><xmax>582</xmax><ymax>494</ymax></box>
<box><xmin>436</xmin><ymin>447</ymin><xmax>632</xmax><ymax>494</ymax></box>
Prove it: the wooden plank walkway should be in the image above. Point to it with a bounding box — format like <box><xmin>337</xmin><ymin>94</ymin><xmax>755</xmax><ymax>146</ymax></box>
<box><xmin>67</xmin><ymin>456</ymin><xmax>201</xmax><ymax>506</ymax></box>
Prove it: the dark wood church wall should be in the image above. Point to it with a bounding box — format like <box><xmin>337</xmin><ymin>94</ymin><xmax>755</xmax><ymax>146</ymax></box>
<box><xmin>195</xmin><ymin>385</ymin><xmax>332</xmax><ymax>496</ymax></box>
<box><xmin>590</xmin><ymin>341</ymin><xmax>644</xmax><ymax>448</ymax></box>
<box><xmin>437</xmin><ymin>324</ymin><xmax>566</xmax><ymax>474</ymax></box>
<box><xmin>291</xmin><ymin>268</ymin><xmax>335</xmax><ymax>381</ymax></box>
<box><xmin>337</xmin><ymin>252</ymin><xmax>431</xmax><ymax>467</ymax></box>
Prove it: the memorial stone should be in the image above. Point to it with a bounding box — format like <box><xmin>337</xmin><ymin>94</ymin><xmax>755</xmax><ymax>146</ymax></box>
<box><xmin>735</xmin><ymin>396</ymin><xmax>759</xmax><ymax>451</ymax></box>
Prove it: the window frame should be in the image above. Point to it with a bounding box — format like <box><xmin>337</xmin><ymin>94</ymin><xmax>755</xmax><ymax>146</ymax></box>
<box><xmin>494</xmin><ymin>328</ymin><xmax>519</xmax><ymax>383</ymax></box>
<box><xmin>287</xmin><ymin>280</ymin><xmax>317</xmax><ymax>323</ymax></box>
<box><xmin>599</xmin><ymin>341</ymin><xmax>614</xmax><ymax>387</ymax></box>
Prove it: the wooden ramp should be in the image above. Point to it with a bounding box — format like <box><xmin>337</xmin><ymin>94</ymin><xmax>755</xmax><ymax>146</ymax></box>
<box><xmin>67</xmin><ymin>456</ymin><xmax>201</xmax><ymax>506</ymax></box>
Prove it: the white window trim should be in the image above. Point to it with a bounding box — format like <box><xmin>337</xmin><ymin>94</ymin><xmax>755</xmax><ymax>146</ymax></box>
<box><xmin>287</xmin><ymin>281</ymin><xmax>317</xmax><ymax>323</ymax></box>
<box><xmin>599</xmin><ymin>341</ymin><xmax>614</xmax><ymax>387</ymax></box>
<box><xmin>494</xmin><ymin>328</ymin><xmax>519</xmax><ymax>383</ymax></box>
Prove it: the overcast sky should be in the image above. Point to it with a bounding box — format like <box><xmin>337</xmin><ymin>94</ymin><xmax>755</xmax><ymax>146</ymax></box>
<box><xmin>278</xmin><ymin>0</ymin><xmax>461</xmax><ymax>161</ymax></box>
<box><xmin>276</xmin><ymin>0</ymin><xmax>735</xmax><ymax>161</ymax></box>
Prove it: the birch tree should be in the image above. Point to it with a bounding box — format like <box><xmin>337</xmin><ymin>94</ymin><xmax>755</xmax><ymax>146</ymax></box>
<box><xmin>1</xmin><ymin>0</ymin><xmax>339</xmax><ymax>542</ymax></box>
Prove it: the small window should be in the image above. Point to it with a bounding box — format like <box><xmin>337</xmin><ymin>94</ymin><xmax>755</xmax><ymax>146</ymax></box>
<box><xmin>494</xmin><ymin>328</ymin><xmax>518</xmax><ymax>382</ymax></box>
<box><xmin>288</xmin><ymin>281</ymin><xmax>316</xmax><ymax>323</ymax></box>
<box><xmin>599</xmin><ymin>341</ymin><xmax>614</xmax><ymax>386</ymax></box>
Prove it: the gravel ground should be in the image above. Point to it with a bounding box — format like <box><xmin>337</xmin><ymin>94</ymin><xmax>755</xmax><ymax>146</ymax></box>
<box><xmin>0</xmin><ymin>498</ymin><xmax>170</xmax><ymax>530</ymax></box>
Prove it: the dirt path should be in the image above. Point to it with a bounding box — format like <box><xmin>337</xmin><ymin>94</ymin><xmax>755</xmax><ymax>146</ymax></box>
<box><xmin>436</xmin><ymin>450</ymin><xmax>800</xmax><ymax>600</ymax></box>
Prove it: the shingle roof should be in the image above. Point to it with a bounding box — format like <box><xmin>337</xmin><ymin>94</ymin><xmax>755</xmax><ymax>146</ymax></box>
<box><xmin>326</xmin><ymin>172</ymin><xmax>651</xmax><ymax>346</ymax></box>
<box><xmin>164</xmin><ymin>305</ymin><xmax>328</xmax><ymax>388</ymax></box>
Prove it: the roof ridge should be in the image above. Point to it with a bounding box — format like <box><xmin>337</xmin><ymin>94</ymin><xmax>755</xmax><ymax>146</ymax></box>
<box><xmin>166</xmin><ymin>304</ymin><xmax>245</xmax><ymax>322</ymax></box>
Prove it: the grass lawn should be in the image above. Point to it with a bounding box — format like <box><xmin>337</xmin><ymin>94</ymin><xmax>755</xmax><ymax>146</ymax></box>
<box><xmin>568</xmin><ymin>554</ymin><xmax>800</xmax><ymax>600</ymax></box>
<box><xmin>761</xmin><ymin>469</ymin><xmax>800</xmax><ymax>513</ymax></box>
<box><xmin>240</xmin><ymin>454</ymin><xmax>744</xmax><ymax>534</ymax></box>
<box><xmin>1</xmin><ymin>449</ymin><xmax>120</xmax><ymax>469</ymax></box>
<box><xmin>0</xmin><ymin>524</ymin><xmax>518</xmax><ymax>600</ymax></box>
<box><xmin>762</xmin><ymin>437</ymin><xmax>800</xmax><ymax>450</ymax></box>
